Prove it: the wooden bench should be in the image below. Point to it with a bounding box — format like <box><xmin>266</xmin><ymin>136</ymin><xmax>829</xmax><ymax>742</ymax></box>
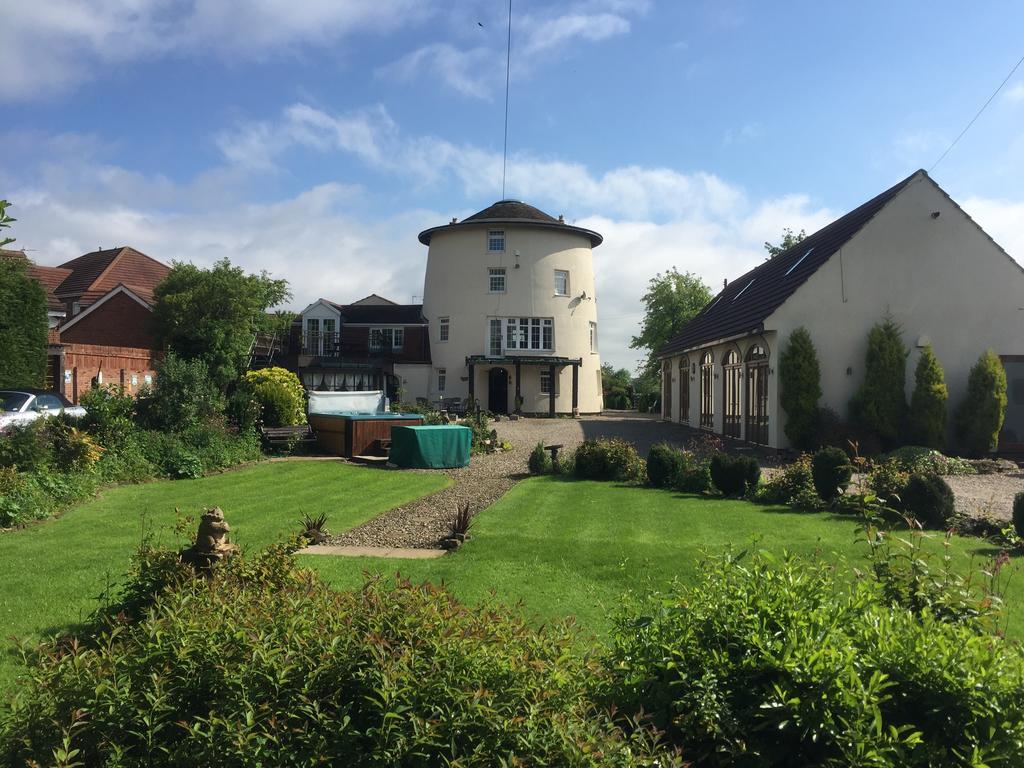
<box><xmin>260</xmin><ymin>424</ymin><xmax>316</xmax><ymax>447</ymax></box>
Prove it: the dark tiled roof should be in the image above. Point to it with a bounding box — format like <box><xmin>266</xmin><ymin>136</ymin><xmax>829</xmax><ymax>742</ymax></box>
<box><xmin>463</xmin><ymin>199</ymin><xmax>559</xmax><ymax>223</ymax></box>
<box><xmin>55</xmin><ymin>248</ymin><xmax>122</xmax><ymax>296</ymax></box>
<box><xmin>659</xmin><ymin>170</ymin><xmax>924</xmax><ymax>357</ymax></box>
<box><xmin>418</xmin><ymin>199</ymin><xmax>603</xmax><ymax>247</ymax></box>
<box><xmin>325</xmin><ymin>300</ymin><xmax>426</xmax><ymax>325</ymax></box>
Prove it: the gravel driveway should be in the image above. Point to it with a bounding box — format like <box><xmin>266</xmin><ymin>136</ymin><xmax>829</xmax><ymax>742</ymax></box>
<box><xmin>328</xmin><ymin>413</ymin><xmax>1024</xmax><ymax>548</ymax></box>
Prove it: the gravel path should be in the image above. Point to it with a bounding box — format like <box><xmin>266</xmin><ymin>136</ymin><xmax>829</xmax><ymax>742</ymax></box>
<box><xmin>327</xmin><ymin>413</ymin><xmax>1024</xmax><ymax>547</ymax></box>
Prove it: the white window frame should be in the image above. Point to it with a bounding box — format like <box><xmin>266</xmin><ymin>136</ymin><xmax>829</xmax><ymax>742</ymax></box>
<box><xmin>369</xmin><ymin>327</ymin><xmax>404</xmax><ymax>352</ymax></box>
<box><xmin>437</xmin><ymin>367</ymin><xmax>446</xmax><ymax>392</ymax></box>
<box><xmin>489</xmin><ymin>316</ymin><xmax>554</xmax><ymax>355</ymax></box>
<box><xmin>438</xmin><ymin>317</ymin><xmax>449</xmax><ymax>342</ymax></box>
<box><xmin>487</xmin><ymin>230</ymin><xmax>505</xmax><ymax>252</ymax></box>
<box><xmin>554</xmin><ymin>270</ymin><xmax>569</xmax><ymax>296</ymax></box>
<box><xmin>488</xmin><ymin>318</ymin><xmax>503</xmax><ymax>356</ymax></box>
<box><xmin>488</xmin><ymin>267</ymin><xmax>506</xmax><ymax>293</ymax></box>
<box><xmin>589</xmin><ymin>321</ymin><xmax>598</xmax><ymax>353</ymax></box>
<box><xmin>540</xmin><ymin>369</ymin><xmax>558</xmax><ymax>395</ymax></box>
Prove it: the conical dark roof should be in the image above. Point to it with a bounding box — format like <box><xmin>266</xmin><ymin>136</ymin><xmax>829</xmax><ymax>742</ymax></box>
<box><xmin>462</xmin><ymin>199</ymin><xmax>559</xmax><ymax>223</ymax></box>
<box><xmin>418</xmin><ymin>199</ymin><xmax>602</xmax><ymax>246</ymax></box>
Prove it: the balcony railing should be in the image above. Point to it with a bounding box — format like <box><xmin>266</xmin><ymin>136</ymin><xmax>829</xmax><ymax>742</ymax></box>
<box><xmin>300</xmin><ymin>332</ymin><xmax>405</xmax><ymax>358</ymax></box>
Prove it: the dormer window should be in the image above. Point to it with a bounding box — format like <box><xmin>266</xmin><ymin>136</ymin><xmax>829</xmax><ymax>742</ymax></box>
<box><xmin>488</xmin><ymin>230</ymin><xmax>505</xmax><ymax>252</ymax></box>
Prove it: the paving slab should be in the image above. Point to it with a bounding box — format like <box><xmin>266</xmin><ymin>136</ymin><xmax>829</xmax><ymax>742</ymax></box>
<box><xmin>302</xmin><ymin>544</ymin><xmax>447</xmax><ymax>559</ymax></box>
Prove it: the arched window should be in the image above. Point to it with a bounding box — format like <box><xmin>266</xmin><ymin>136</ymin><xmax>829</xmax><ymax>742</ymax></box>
<box><xmin>700</xmin><ymin>351</ymin><xmax>714</xmax><ymax>430</ymax></box>
<box><xmin>745</xmin><ymin>341</ymin><xmax>770</xmax><ymax>444</ymax></box>
<box><xmin>722</xmin><ymin>348</ymin><xmax>742</xmax><ymax>438</ymax></box>
<box><xmin>678</xmin><ymin>356</ymin><xmax>690</xmax><ymax>423</ymax></box>
<box><xmin>662</xmin><ymin>360</ymin><xmax>673</xmax><ymax>420</ymax></box>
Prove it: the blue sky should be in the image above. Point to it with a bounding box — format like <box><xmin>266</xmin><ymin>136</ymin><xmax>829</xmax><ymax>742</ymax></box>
<box><xmin>3</xmin><ymin>0</ymin><xmax>1023</xmax><ymax>369</ymax></box>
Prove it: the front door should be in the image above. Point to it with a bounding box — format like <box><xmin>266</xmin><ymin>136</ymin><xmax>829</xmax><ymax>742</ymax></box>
<box><xmin>488</xmin><ymin>367</ymin><xmax>509</xmax><ymax>414</ymax></box>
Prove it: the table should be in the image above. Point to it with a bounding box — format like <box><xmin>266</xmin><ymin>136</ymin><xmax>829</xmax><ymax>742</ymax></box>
<box><xmin>389</xmin><ymin>425</ymin><xmax>472</xmax><ymax>469</ymax></box>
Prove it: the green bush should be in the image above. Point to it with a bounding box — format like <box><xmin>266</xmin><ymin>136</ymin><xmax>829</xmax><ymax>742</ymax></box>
<box><xmin>0</xmin><ymin>254</ymin><xmax>48</xmax><ymax>389</ymax></box>
<box><xmin>779</xmin><ymin>327</ymin><xmax>822</xmax><ymax>450</ymax></box>
<box><xmin>1014</xmin><ymin>492</ymin><xmax>1024</xmax><ymax>539</ymax></box>
<box><xmin>902</xmin><ymin>471</ymin><xmax>955</xmax><ymax>529</ymax></box>
<box><xmin>573</xmin><ymin>438</ymin><xmax>645</xmax><ymax>484</ymax></box>
<box><xmin>0</xmin><ymin>545</ymin><xmax>676</xmax><ymax>767</ymax></box>
<box><xmin>954</xmin><ymin>349</ymin><xmax>1008</xmax><ymax>455</ymax></box>
<box><xmin>136</xmin><ymin>353</ymin><xmax>226</xmax><ymax>433</ymax></box>
<box><xmin>753</xmin><ymin>453</ymin><xmax>818</xmax><ymax>507</ymax></box>
<box><xmin>646</xmin><ymin>442</ymin><xmax>684</xmax><ymax>488</ymax></box>
<box><xmin>882</xmin><ymin>445</ymin><xmax>975</xmax><ymax>476</ymax></box>
<box><xmin>907</xmin><ymin>345</ymin><xmax>948</xmax><ymax>449</ymax></box>
<box><xmin>602</xmin><ymin>550</ymin><xmax>1024</xmax><ymax>767</ymax></box>
<box><xmin>708</xmin><ymin>453</ymin><xmax>760</xmax><ymax>497</ymax></box>
<box><xmin>850</xmin><ymin>318</ymin><xmax>908</xmax><ymax>448</ymax></box>
<box><xmin>814</xmin><ymin>405</ymin><xmax>883</xmax><ymax>457</ymax></box>
<box><xmin>867</xmin><ymin>461</ymin><xmax>910</xmax><ymax>507</ymax></box>
<box><xmin>528</xmin><ymin>442</ymin><xmax>551</xmax><ymax>475</ymax></box>
<box><xmin>811</xmin><ymin>446</ymin><xmax>853</xmax><ymax>502</ymax></box>
<box><xmin>239</xmin><ymin>367</ymin><xmax>306</xmax><ymax>427</ymax></box>
<box><xmin>0</xmin><ymin>420</ymin><xmax>51</xmax><ymax>471</ymax></box>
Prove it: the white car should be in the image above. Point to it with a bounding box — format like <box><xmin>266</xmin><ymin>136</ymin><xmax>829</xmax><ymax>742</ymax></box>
<box><xmin>0</xmin><ymin>389</ymin><xmax>87</xmax><ymax>432</ymax></box>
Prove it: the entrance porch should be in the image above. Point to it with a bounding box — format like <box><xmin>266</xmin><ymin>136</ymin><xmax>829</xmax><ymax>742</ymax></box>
<box><xmin>465</xmin><ymin>355</ymin><xmax>583</xmax><ymax>416</ymax></box>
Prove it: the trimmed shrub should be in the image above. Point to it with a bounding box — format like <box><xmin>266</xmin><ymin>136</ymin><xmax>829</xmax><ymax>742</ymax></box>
<box><xmin>239</xmin><ymin>366</ymin><xmax>307</xmax><ymax>427</ymax></box>
<box><xmin>754</xmin><ymin>453</ymin><xmax>818</xmax><ymax>507</ymax></box>
<box><xmin>0</xmin><ymin>546</ymin><xmax>676</xmax><ymax>767</ymax></box>
<box><xmin>1014</xmin><ymin>492</ymin><xmax>1024</xmax><ymax>539</ymax></box>
<box><xmin>0</xmin><ymin>254</ymin><xmax>48</xmax><ymax>389</ymax></box>
<box><xmin>528</xmin><ymin>442</ymin><xmax>551</xmax><ymax>475</ymax></box>
<box><xmin>850</xmin><ymin>318</ymin><xmax>908</xmax><ymax>448</ymax></box>
<box><xmin>646</xmin><ymin>442</ymin><xmax>684</xmax><ymax>488</ymax></box>
<box><xmin>779</xmin><ymin>327</ymin><xmax>822</xmax><ymax>450</ymax></box>
<box><xmin>902</xmin><ymin>471</ymin><xmax>955</xmax><ymax>529</ymax></box>
<box><xmin>814</xmin><ymin>406</ymin><xmax>883</xmax><ymax>457</ymax></box>
<box><xmin>954</xmin><ymin>349</ymin><xmax>1008</xmax><ymax>455</ymax></box>
<box><xmin>811</xmin><ymin>446</ymin><xmax>853</xmax><ymax>502</ymax></box>
<box><xmin>907</xmin><ymin>345</ymin><xmax>948</xmax><ymax>449</ymax></box>
<box><xmin>603</xmin><ymin>550</ymin><xmax>1024</xmax><ymax>767</ymax></box>
<box><xmin>573</xmin><ymin>438</ymin><xmax>645</xmax><ymax>484</ymax></box>
<box><xmin>709</xmin><ymin>453</ymin><xmax>760</xmax><ymax>497</ymax></box>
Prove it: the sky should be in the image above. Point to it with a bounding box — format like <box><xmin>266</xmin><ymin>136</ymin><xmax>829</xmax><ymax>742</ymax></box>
<box><xmin>2</xmin><ymin>1</ymin><xmax>1023</xmax><ymax>371</ymax></box>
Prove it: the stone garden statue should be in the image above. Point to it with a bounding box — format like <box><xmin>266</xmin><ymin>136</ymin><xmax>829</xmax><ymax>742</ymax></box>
<box><xmin>181</xmin><ymin>507</ymin><xmax>238</xmax><ymax>569</ymax></box>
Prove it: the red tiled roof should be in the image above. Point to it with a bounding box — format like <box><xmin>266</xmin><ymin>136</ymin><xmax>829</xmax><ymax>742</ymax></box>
<box><xmin>27</xmin><ymin>264</ymin><xmax>73</xmax><ymax>311</ymax></box>
<box><xmin>55</xmin><ymin>246</ymin><xmax>169</xmax><ymax>304</ymax></box>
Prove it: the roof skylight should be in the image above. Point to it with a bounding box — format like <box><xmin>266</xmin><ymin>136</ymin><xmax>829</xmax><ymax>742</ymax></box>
<box><xmin>732</xmin><ymin>278</ymin><xmax>755</xmax><ymax>301</ymax></box>
<box><xmin>784</xmin><ymin>247</ymin><xmax>815</xmax><ymax>276</ymax></box>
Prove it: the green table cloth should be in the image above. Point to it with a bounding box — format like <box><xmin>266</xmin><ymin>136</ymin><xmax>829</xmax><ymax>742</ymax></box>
<box><xmin>389</xmin><ymin>425</ymin><xmax>472</xmax><ymax>469</ymax></box>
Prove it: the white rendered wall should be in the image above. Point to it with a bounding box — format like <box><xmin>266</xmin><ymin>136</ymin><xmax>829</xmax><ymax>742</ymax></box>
<box><xmin>422</xmin><ymin>224</ymin><xmax>603</xmax><ymax>412</ymax></box>
<box><xmin>767</xmin><ymin>175</ymin><xmax>1024</xmax><ymax>448</ymax></box>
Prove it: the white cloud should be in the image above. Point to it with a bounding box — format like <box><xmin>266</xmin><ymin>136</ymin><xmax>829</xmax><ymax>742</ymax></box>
<box><xmin>377</xmin><ymin>1</ymin><xmax>643</xmax><ymax>97</ymax></box>
<box><xmin>1003</xmin><ymin>82</ymin><xmax>1024</xmax><ymax>104</ymax></box>
<box><xmin>961</xmin><ymin>196</ymin><xmax>1024</xmax><ymax>268</ymax></box>
<box><xmin>0</xmin><ymin>0</ymin><xmax>430</xmax><ymax>100</ymax></box>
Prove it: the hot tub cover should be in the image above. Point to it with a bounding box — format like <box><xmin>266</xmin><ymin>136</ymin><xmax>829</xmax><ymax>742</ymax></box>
<box><xmin>389</xmin><ymin>425</ymin><xmax>471</xmax><ymax>469</ymax></box>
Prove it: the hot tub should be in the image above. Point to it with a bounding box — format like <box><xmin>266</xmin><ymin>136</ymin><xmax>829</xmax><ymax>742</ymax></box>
<box><xmin>308</xmin><ymin>411</ymin><xmax>425</xmax><ymax>457</ymax></box>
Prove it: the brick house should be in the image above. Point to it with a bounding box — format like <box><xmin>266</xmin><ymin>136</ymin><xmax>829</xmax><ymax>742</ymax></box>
<box><xmin>15</xmin><ymin>247</ymin><xmax>171</xmax><ymax>402</ymax></box>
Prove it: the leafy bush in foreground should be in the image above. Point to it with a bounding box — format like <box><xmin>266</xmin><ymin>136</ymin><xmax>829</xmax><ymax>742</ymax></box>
<box><xmin>708</xmin><ymin>453</ymin><xmax>760</xmax><ymax>497</ymax></box>
<box><xmin>603</xmin><ymin>549</ymin><xmax>1024</xmax><ymax>768</ymax></box>
<box><xmin>752</xmin><ymin>453</ymin><xmax>820</xmax><ymax>509</ymax></box>
<box><xmin>882</xmin><ymin>445</ymin><xmax>975</xmax><ymax>476</ymax></box>
<box><xmin>811</xmin><ymin>446</ymin><xmax>853</xmax><ymax>502</ymax></box>
<box><xmin>573</xmin><ymin>438</ymin><xmax>645</xmax><ymax>484</ymax></box>
<box><xmin>646</xmin><ymin>442</ymin><xmax>684</xmax><ymax>488</ymax></box>
<box><xmin>0</xmin><ymin>545</ymin><xmax>676</xmax><ymax>767</ymax></box>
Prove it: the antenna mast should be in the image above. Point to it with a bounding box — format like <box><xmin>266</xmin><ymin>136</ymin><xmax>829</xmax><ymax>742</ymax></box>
<box><xmin>501</xmin><ymin>0</ymin><xmax>512</xmax><ymax>199</ymax></box>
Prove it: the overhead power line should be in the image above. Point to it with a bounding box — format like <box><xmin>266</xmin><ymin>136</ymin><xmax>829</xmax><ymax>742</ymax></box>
<box><xmin>930</xmin><ymin>51</ymin><xmax>1024</xmax><ymax>172</ymax></box>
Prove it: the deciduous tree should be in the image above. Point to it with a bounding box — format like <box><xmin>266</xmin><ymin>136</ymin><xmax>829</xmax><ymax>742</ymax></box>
<box><xmin>763</xmin><ymin>227</ymin><xmax>806</xmax><ymax>259</ymax></box>
<box><xmin>630</xmin><ymin>269</ymin><xmax>712</xmax><ymax>380</ymax></box>
<box><xmin>152</xmin><ymin>259</ymin><xmax>290</xmax><ymax>390</ymax></box>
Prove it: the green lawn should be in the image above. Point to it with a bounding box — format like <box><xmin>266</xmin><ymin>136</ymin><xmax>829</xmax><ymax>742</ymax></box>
<box><xmin>308</xmin><ymin>476</ymin><xmax>1024</xmax><ymax>640</ymax></box>
<box><xmin>0</xmin><ymin>461</ymin><xmax>449</xmax><ymax>688</ymax></box>
<box><xmin>2</xmin><ymin>465</ymin><xmax>1021</xmax><ymax>692</ymax></box>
